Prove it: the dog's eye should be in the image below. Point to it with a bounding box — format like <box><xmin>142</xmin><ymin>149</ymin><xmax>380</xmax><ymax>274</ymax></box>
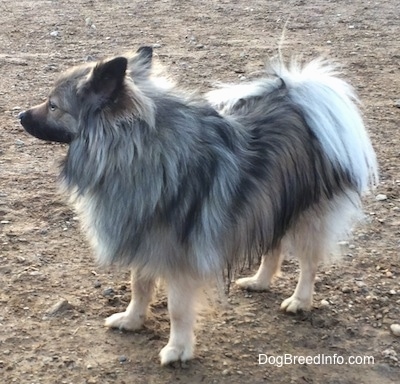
<box><xmin>49</xmin><ymin>101</ymin><xmax>58</xmax><ymax>111</ymax></box>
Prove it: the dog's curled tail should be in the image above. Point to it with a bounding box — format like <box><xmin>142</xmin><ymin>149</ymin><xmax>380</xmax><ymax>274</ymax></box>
<box><xmin>272</xmin><ymin>59</ymin><xmax>378</xmax><ymax>194</ymax></box>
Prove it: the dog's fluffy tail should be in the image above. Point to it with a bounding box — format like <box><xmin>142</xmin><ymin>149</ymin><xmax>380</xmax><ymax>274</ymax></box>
<box><xmin>272</xmin><ymin>59</ymin><xmax>378</xmax><ymax>193</ymax></box>
<box><xmin>207</xmin><ymin>59</ymin><xmax>378</xmax><ymax>194</ymax></box>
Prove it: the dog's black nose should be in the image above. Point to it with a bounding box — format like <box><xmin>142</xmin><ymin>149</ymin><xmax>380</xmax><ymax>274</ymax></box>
<box><xmin>18</xmin><ymin>111</ymin><xmax>27</xmax><ymax>120</ymax></box>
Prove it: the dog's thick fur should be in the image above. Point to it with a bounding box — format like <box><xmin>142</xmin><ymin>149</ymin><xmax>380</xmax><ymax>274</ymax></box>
<box><xmin>19</xmin><ymin>47</ymin><xmax>378</xmax><ymax>365</ymax></box>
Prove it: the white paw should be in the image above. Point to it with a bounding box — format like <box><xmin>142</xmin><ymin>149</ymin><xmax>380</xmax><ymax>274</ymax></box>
<box><xmin>105</xmin><ymin>311</ymin><xmax>144</xmax><ymax>331</ymax></box>
<box><xmin>236</xmin><ymin>276</ymin><xmax>270</xmax><ymax>291</ymax></box>
<box><xmin>159</xmin><ymin>343</ymin><xmax>194</xmax><ymax>366</ymax></box>
<box><xmin>280</xmin><ymin>295</ymin><xmax>312</xmax><ymax>313</ymax></box>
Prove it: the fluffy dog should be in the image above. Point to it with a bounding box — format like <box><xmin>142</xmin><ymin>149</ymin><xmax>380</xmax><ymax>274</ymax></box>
<box><xmin>19</xmin><ymin>46</ymin><xmax>377</xmax><ymax>365</ymax></box>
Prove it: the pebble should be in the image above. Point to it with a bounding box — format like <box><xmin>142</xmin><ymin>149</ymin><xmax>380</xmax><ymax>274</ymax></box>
<box><xmin>50</xmin><ymin>30</ymin><xmax>60</xmax><ymax>37</ymax></box>
<box><xmin>46</xmin><ymin>299</ymin><xmax>73</xmax><ymax>316</ymax></box>
<box><xmin>342</xmin><ymin>286</ymin><xmax>351</xmax><ymax>293</ymax></box>
<box><xmin>375</xmin><ymin>194</ymin><xmax>388</xmax><ymax>201</ymax></box>
<box><xmin>103</xmin><ymin>287</ymin><xmax>114</xmax><ymax>296</ymax></box>
<box><xmin>15</xmin><ymin>139</ymin><xmax>25</xmax><ymax>146</ymax></box>
<box><xmin>222</xmin><ymin>369</ymin><xmax>230</xmax><ymax>376</ymax></box>
<box><xmin>382</xmin><ymin>348</ymin><xmax>398</xmax><ymax>361</ymax></box>
<box><xmin>119</xmin><ymin>355</ymin><xmax>128</xmax><ymax>363</ymax></box>
<box><xmin>390</xmin><ymin>324</ymin><xmax>400</xmax><ymax>337</ymax></box>
<box><xmin>394</xmin><ymin>99</ymin><xmax>400</xmax><ymax>108</ymax></box>
<box><xmin>320</xmin><ymin>299</ymin><xmax>330</xmax><ymax>307</ymax></box>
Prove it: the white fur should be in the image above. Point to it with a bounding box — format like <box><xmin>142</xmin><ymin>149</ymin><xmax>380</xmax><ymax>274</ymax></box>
<box><xmin>105</xmin><ymin>275</ymin><xmax>155</xmax><ymax>330</ymax></box>
<box><xmin>237</xmin><ymin>191</ymin><xmax>364</xmax><ymax>312</ymax></box>
<box><xmin>207</xmin><ymin>59</ymin><xmax>378</xmax><ymax>193</ymax></box>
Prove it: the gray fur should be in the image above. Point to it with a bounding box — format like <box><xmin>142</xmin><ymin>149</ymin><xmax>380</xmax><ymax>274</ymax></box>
<box><xmin>20</xmin><ymin>47</ymin><xmax>377</xmax><ymax>283</ymax></box>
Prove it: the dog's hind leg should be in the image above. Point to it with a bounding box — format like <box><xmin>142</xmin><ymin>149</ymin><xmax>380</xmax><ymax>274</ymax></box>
<box><xmin>280</xmin><ymin>230</ymin><xmax>321</xmax><ymax>313</ymax></box>
<box><xmin>159</xmin><ymin>276</ymin><xmax>202</xmax><ymax>365</ymax></box>
<box><xmin>236</xmin><ymin>243</ymin><xmax>283</xmax><ymax>291</ymax></box>
<box><xmin>105</xmin><ymin>271</ymin><xmax>155</xmax><ymax>331</ymax></box>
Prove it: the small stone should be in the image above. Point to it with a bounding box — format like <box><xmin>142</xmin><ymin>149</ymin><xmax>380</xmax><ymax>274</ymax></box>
<box><xmin>102</xmin><ymin>287</ymin><xmax>114</xmax><ymax>296</ymax></box>
<box><xmin>93</xmin><ymin>280</ymin><xmax>101</xmax><ymax>288</ymax></box>
<box><xmin>15</xmin><ymin>139</ymin><xmax>25</xmax><ymax>146</ymax></box>
<box><xmin>320</xmin><ymin>299</ymin><xmax>330</xmax><ymax>307</ymax></box>
<box><xmin>222</xmin><ymin>369</ymin><xmax>230</xmax><ymax>376</ymax></box>
<box><xmin>382</xmin><ymin>348</ymin><xmax>398</xmax><ymax>361</ymax></box>
<box><xmin>119</xmin><ymin>355</ymin><xmax>128</xmax><ymax>363</ymax></box>
<box><xmin>390</xmin><ymin>324</ymin><xmax>400</xmax><ymax>336</ymax></box>
<box><xmin>50</xmin><ymin>31</ymin><xmax>59</xmax><ymax>37</ymax></box>
<box><xmin>394</xmin><ymin>99</ymin><xmax>400</xmax><ymax>108</ymax></box>
<box><xmin>342</xmin><ymin>286</ymin><xmax>351</xmax><ymax>293</ymax></box>
<box><xmin>46</xmin><ymin>299</ymin><xmax>73</xmax><ymax>316</ymax></box>
<box><xmin>152</xmin><ymin>43</ymin><xmax>162</xmax><ymax>48</ymax></box>
<box><xmin>376</xmin><ymin>194</ymin><xmax>388</xmax><ymax>201</ymax></box>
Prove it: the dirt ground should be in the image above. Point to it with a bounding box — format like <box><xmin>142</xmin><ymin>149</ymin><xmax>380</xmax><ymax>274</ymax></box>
<box><xmin>1</xmin><ymin>0</ymin><xmax>399</xmax><ymax>383</ymax></box>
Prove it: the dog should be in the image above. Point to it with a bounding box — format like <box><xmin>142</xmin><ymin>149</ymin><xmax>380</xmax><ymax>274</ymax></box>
<box><xmin>19</xmin><ymin>46</ymin><xmax>378</xmax><ymax>365</ymax></box>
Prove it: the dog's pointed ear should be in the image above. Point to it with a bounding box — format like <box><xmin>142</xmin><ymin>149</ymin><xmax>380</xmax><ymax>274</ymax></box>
<box><xmin>128</xmin><ymin>46</ymin><xmax>153</xmax><ymax>80</ymax></box>
<box><xmin>89</xmin><ymin>56</ymin><xmax>128</xmax><ymax>106</ymax></box>
<box><xmin>136</xmin><ymin>46</ymin><xmax>153</xmax><ymax>65</ymax></box>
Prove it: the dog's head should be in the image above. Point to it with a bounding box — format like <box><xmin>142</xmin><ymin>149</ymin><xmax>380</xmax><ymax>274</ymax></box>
<box><xmin>19</xmin><ymin>46</ymin><xmax>154</xmax><ymax>144</ymax></box>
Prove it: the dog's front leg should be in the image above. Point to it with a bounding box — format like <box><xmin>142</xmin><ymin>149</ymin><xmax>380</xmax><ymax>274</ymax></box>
<box><xmin>105</xmin><ymin>271</ymin><xmax>155</xmax><ymax>331</ymax></box>
<box><xmin>159</xmin><ymin>276</ymin><xmax>201</xmax><ymax>365</ymax></box>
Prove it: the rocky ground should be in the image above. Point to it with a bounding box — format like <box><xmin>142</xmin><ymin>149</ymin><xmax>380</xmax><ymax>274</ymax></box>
<box><xmin>0</xmin><ymin>1</ymin><xmax>399</xmax><ymax>383</ymax></box>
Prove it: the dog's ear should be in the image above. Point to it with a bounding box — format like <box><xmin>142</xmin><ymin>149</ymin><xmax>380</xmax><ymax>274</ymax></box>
<box><xmin>128</xmin><ymin>46</ymin><xmax>153</xmax><ymax>80</ymax></box>
<box><xmin>87</xmin><ymin>56</ymin><xmax>128</xmax><ymax>107</ymax></box>
<box><xmin>136</xmin><ymin>46</ymin><xmax>153</xmax><ymax>67</ymax></box>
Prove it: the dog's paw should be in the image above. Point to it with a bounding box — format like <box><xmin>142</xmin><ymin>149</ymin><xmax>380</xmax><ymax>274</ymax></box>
<box><xmin>280</xmin><ymin>295</ymin><xmax>312</xmax><ymax>313</ymax></box>
<box><xmin>105</xmin><ymin>311</ymin><xmax>144</xmax><ymax>331</ymax></box>
<box><xmin>236</xmin><ymin>276</ymin><xmax>270</xmax><ymax>291</ymax></box>
<box><xmin>159</xmin><ymin>343</ymin><xmax>194</xmax><ymax>366</ymax></box>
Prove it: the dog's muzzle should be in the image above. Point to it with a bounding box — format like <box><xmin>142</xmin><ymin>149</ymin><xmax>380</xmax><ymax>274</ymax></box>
<box><xmin>18</xmin><ymin>111</ymin><xmax>27</xmax><ymax>121</ymax></box>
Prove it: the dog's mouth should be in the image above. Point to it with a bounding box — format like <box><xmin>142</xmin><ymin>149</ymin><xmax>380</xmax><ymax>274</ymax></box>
<box><xmin>18</xmin><ymin>110</ymin><xmax>74</xmax><ymax>144</ymax></box>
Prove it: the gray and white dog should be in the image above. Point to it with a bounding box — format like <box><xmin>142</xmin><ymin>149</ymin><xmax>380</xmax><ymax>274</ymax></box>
<box><xmin>19</xmin><ymin>47</ymin><xmax>377</xmax><ymax>365</ymax></box>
